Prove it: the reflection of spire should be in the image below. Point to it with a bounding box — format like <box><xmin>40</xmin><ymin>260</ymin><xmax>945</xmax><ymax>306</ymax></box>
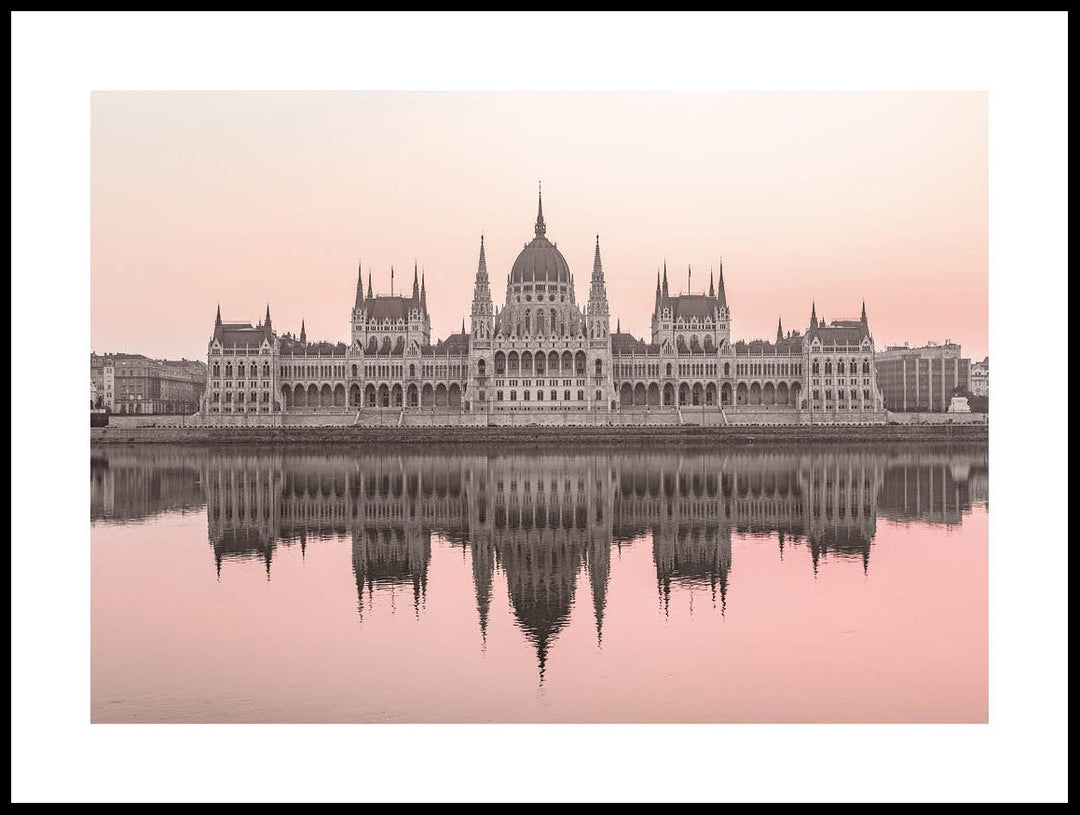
<box><xmin>588</xmin><ymin>540</ymin><xmax>611</xmax><ymax>647</ymax></box>
<box><xmin>472</xmin><ymin>539</ymin><xmax>494</xmax><ymax>646</ymax></box>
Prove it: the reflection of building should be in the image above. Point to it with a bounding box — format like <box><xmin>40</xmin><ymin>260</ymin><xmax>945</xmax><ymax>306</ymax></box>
<box><xmin>90</xmin><ymin>450</ymin><xmax>206</xmax><ymax>522</ymax></box>
<box><xmin>91</xmin><ymin>352</ymin><xmax>207</xmax><ymax>414</ymax></box>
<box><xmin>877</xmin><ymin>449</ymin><xmax>989</xmax><ymax>525</ymax></box>
<box><xmin>92</xmin><ymin>444</ymin><xmax>987</xmax><ymax>676</ymax></box>
<box><xmin>201</xmin><ymin>190</ymin><xmax>884</xmax><ymax>424</ymax></box>
<box><xmin>875</xmin><ymin>342</ymin><xmax>972</xmax><ymax>412</ymax></box>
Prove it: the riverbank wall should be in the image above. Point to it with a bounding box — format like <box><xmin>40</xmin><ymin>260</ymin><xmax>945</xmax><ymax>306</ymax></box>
<box><xmin>92</xmin><ymin>422</ymin><xmax>988</xmax><ymax>446</ymax></box>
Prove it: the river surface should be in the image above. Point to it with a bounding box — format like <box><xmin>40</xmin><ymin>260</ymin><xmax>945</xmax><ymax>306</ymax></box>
<box><xmin>91</xmin><ymin>443</ymin><xmax>987</xmax><ymax>723</ymax></box>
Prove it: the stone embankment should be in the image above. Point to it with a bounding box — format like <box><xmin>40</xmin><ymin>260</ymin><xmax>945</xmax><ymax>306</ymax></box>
<box><xmin>91</xmin><ymin>423</ymin><xmax>988</xmax><ymax>446</ymax></box>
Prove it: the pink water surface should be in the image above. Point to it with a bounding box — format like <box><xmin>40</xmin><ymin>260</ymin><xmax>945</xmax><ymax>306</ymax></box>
<box><xmin>92</xmin><ymin>508</ymin><xmax>986</xmax><ymax>723</ymax></box>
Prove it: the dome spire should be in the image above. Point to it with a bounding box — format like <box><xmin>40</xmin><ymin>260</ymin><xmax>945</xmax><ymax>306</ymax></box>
<box><xmin>534</xmin><ymin>181</ymin><xmax>546</xmax><ymax>238</ymax></box>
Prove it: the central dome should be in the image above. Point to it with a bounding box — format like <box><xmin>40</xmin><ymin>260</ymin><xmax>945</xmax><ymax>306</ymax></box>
<box><xmin>510</xmin><ymin>236</ymin><xmax>571</xmax><ymax>284</ymax></box>
<box><xmin>508</xmin><ymin>187</ymin><xmax>572</xmax><ymax>286</ymax></box>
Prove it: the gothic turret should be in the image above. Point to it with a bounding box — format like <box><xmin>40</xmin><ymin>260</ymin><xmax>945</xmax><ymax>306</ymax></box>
<box><xmin>299</xmin><ymin>319</ymin><xmax>307</xmax><ymax>345</ymax></box>
<box><xmin>470</xmin><ymin>235</ymin><xmax>494</xmax><ymax>340</ymax></box>
<box><xmin>587</xmin><ymin>234</ymin><xmax>610</xmax><ymax>339</ymax></box>
<box><xmin>810</xmin><ymin>301</ymin><xmax>818</xmax><ymax>330</ymax></box>
<box><xmin>776</xmin><ymin>317</ymin><xmax>783</xmax><ymax>344</ymax></box>
<box><xmin>717</xmin><ymin>258</ymin><xmax>727</xmax><ymax>309</ymax></box>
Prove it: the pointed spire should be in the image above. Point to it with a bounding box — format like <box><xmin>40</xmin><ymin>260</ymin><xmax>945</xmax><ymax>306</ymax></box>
<box><xmin>534</xmin><ymin>181</ymin><xmax>546</xmax><ymax>237</ymax></box>
<box><xmin>661</xmin><ymin>261</ymin><xmax>669</xmax><ymax>302</ymax></box>
<box><xmin>810</xmin><ymin>301</ymin><xmax>818</xmax><ymax>329</ymax></box>
<box><xmin>688</xmin><ymin>264</ymin><xmax>692</xmax><ymax>295</ymax></box>
<box><xmin>861</xmin><ymin>300</ymin><xmax>868</xmax><ymax>325</ymax></box>
<box><xmin>616</xmin><ymin>317</ymin><xmax>621</xmax><ymax>333</ymax></box>
<box><xmin>588</xmin><ymin>233</ymin><xmax>608</xmax><ymax>312</ymax></box>
<box><xmin>366</xmin><ymin>270</ymin><xmax>373</xmax><ymax>299</ymax></box>
<box><xmin>776</xmin><ymin>316</ymin><xmax>783</xmax><ymax>344</ymax></box>
<box><xmin>264</xmin><ymin>303</ymin><xmax>272</xmax><ymax>334</ymax></box>
<box><xmin>461</xmin><ymin>317</ymin><xmax>465</xmax><ymax>334</ymax></box>
<box><xmin>420</xmin><ymin>271</ymin><xmax>427</xmax><ymax>313</ymax></box>
<box><xmin>215</xmin><ymin>303</ymin><xmax>222</xmax><ymax>327</ymax></box>
<box><xmin>709</xmin><ymin>268</ymin><xmax>715</xmax><ymax>298</ymax></box>
<box><xmin>390</xmin><ymin>265</ymin><xmax>394</xmax><ymax>296</ymax></box>
<box><xmin>412</xmin><ymin>262</ymin><xmax>420</xmax><ymax>301</ymax></box>
<box><xmin>300</xmin><ymin>319</ymin><xmax>307</xmax><ymax>344</ymax></box>
<box><xmin>354</xmin><ymin>263</ymin><xmax>364</xmax><ymax>311</ymax></box>
<box><xmin>716</xmin><ymin>258</ymin><xmax>727</xmax><ymax>308</ymax></box>
<box><xmin>654</xmin><ymin>269</ymin><xmax>662</xmax><ymax>316</ymax></box>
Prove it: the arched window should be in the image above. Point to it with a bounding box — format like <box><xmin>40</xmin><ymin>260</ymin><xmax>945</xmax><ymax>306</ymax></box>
<box><xmin>595</xmin><ymin>359</ymin><xmax>602</xmax><ymax>377</ymax></box>
<box><xmin>477</xmin><ymin>359</ymin><xmax>486</xmax><ymax>376</ymax></box>
<box><xmin>263</xmin><ymin>362</ymin><xmax>270</xmax><ymax>377</ymax></box>
<box><xmin>525</xmin><ymin>310</ymin><xmax>531</xmax><ymax>334</ymax></box>
<box><xmin>723</xmin><ymin>362</ymin><xmax>730</xmax><ymax>377</ymax></box>
<box><xmin>225</xmin><ymin>363</ymin><xmax>233</xmax><ymax>378</ymax></box>
<box><xmin>837</xmin><ymin>360</ymin><xmax>845</xmax><ymax>374</ymax></box>
<box><xmin>863</xmin><ymin>360</ymin><xmax>870</xmax><ymax>374</ymax></box>
<box><xmin>212</xmin><ymin>363</ymin><xmax>220</xmax><ymax>377</ymax></box>
<box><xmin>409</xmin><ymin>364</ymin><xmax>416</xmax><ymax>377</ymax></box>
<box><xmin>666</xmin><ymin>362</ymin><xmax>672</xmax><ymax>377</ymax></box>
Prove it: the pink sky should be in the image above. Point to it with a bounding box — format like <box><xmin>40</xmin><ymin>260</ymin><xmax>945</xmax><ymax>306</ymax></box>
<box><xmin>91</xmin><ymin>92</ymin><xmax>987</xmax><ymax>361</ymax></box>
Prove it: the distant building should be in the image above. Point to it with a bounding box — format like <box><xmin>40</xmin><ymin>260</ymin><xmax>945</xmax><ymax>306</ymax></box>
<box><xmin>875</xmin><ymin>342</ymin><xmax>971</xmax><ymax>413</ymax></box>
<box><xmin>92</xmin><ymin>353</ymin><xmax>207</xmax><ymax>414</ymax></box>
<box><xmin>970</xmin><ymin>356</ymin><xmax>989</xmax><ymax>397</ymax></box>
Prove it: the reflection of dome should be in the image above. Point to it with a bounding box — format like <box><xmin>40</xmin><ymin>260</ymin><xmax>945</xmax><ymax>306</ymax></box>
<box><xmin>510</xmin><ymin>237</ymin><xmax>571</xmax><ymax>285</ymax></box>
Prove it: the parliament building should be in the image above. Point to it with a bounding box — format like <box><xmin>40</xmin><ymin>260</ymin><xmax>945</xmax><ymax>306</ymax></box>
<box><xmin>201</xmin><ymin>190</ymin><xmax>885</xmax><ymax>426</ymax></box>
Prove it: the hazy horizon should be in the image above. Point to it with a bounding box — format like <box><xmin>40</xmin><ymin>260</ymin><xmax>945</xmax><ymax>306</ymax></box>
<box><xmin>91</xmin><ymin>91</ymin><xmax>988</xmax><ymax>361</ymax></box>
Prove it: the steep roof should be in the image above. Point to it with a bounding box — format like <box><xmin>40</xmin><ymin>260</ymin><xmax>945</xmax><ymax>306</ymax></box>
<box><xmin>215</xmin><ymin>322</ymin><xmax>271</xmax><ymax>349</ymax></box>
<box><xmin>278</xmin><ymin>338</ymin><xmax>347</xmax><ymax>357</ymax></box>
<box><xmin>434</xmin><ymin>331</ymin><xmax>471</xmax><ymax>355</ymax></box>
<box><xmin>807</xmin><ymin>321</ymin><xmax>870</xmax><ymax>347</ymax></box>
<box><xmin>668</xmin><ymin>294</ymin><xmax>717</xmax><ymax>321</ymax></box>
<box><xmin>610</xmin><ymin>331</ymin><xmax>661</xmax><ymax>356</ymax></box>
<box><xmin>364</xmin><ymin>295</ymin><xmax>415</xmax><ymax>322</ymax></box>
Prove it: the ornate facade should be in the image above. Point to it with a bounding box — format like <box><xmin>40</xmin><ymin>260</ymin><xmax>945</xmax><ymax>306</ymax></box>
<box><xmin>201</xmin><ymin>190</ymin><xmax>885</xmax><ymax>425</ymax></box>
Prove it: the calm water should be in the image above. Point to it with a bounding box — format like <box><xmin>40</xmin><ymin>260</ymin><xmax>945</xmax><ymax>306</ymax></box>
<box><xmin>91</xmin><ymin>443</ymin><xmax>987</xmax><ymax>723</ymax></box>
